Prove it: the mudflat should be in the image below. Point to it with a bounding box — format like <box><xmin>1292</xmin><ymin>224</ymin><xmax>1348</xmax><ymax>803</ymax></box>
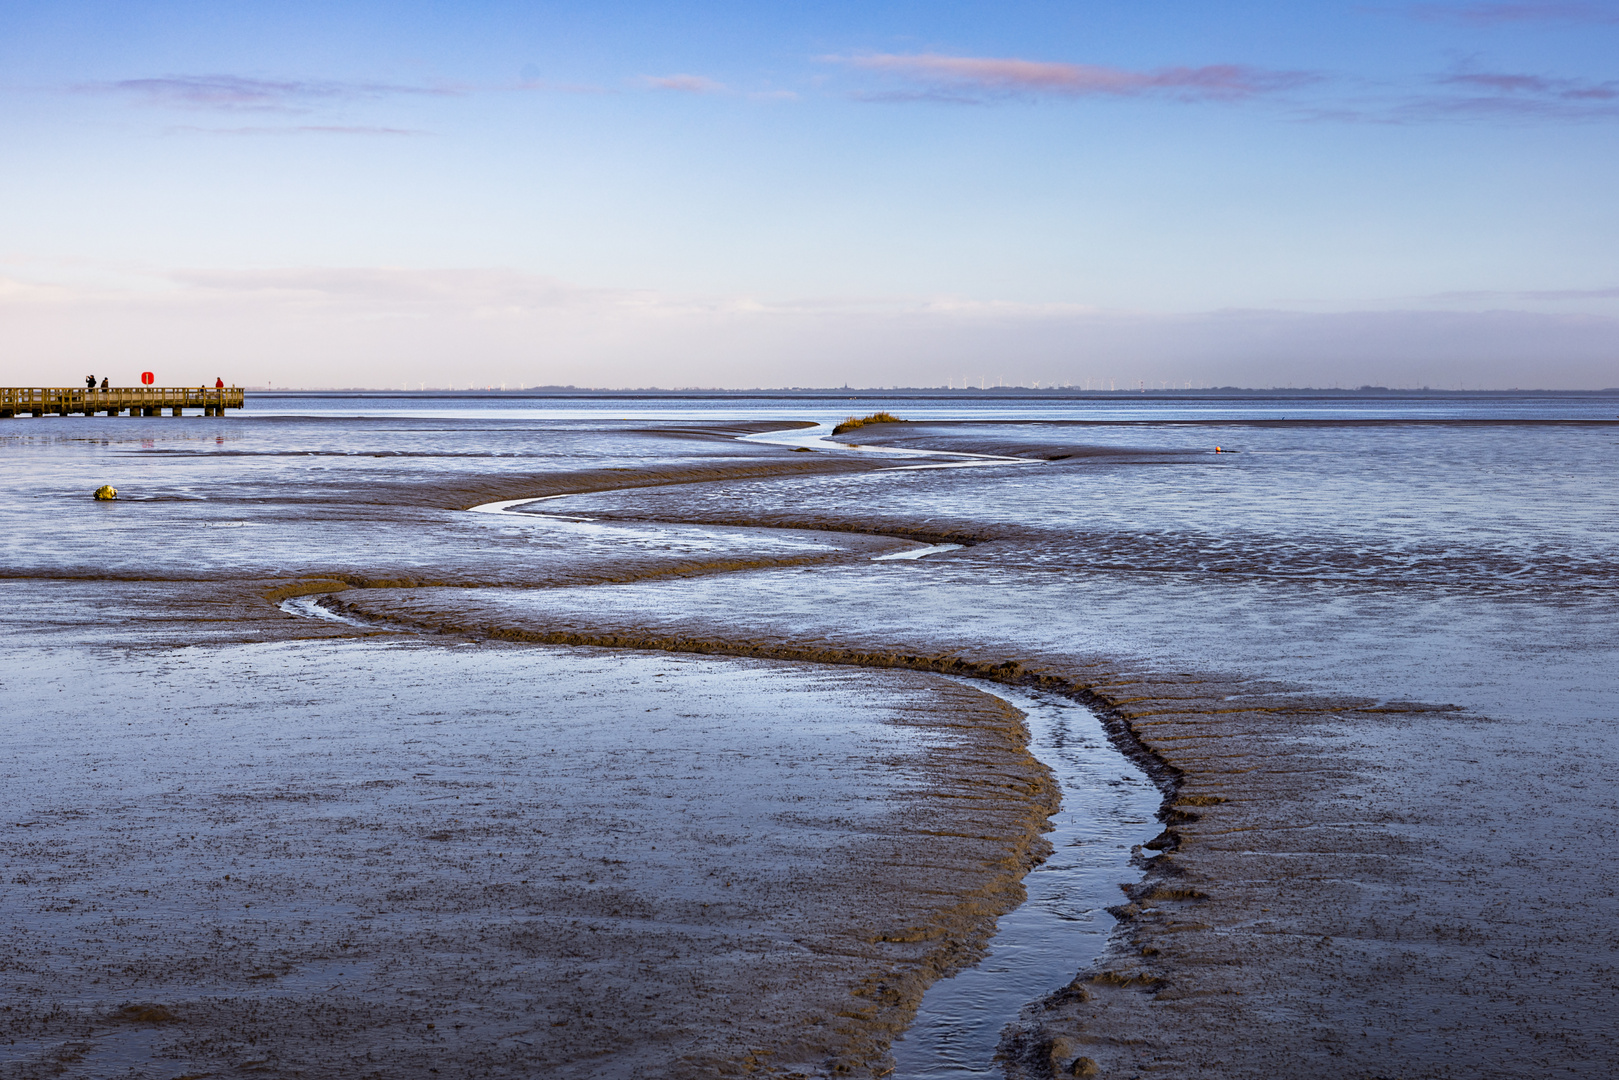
<box><xmin>1</xmin><ymin>419</ymin><xmax>1061</xmax><ymax>1079</ymax></box>
<box><xmin>4</xmin><ymin>402</ymin><xmax>1617</xmax><ymax>1078</ymax></box>
<box><xmin>2</xmin><ymin>619</ymin><xmax>1054</xmax><ymax>1079</ymax></box>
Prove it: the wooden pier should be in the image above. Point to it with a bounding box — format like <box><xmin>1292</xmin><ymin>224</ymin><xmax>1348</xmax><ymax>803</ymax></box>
<box><xmin>0</xmin><ymin>387</ymin><xmax>245</xmax><ymax>418</ymax></box>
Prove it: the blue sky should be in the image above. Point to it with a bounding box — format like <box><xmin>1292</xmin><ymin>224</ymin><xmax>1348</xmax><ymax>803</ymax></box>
<box><xmin>3</xmin><ymin>1</ymin><xmax>1617</xmax><ymax>388</ymax></box>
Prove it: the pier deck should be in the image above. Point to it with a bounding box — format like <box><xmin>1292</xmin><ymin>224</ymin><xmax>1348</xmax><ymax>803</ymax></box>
<box><xmin>1</xmin><ymin>387</ymin><xmax>245</xmax><ymax>417</ymax></box>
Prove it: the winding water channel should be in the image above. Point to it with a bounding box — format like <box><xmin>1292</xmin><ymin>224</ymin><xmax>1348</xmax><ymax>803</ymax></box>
<box><xmin>891</xmin><ymin>682</ymin><xmax>1160</xmax><ymax>1077</ymax></box>
<box><xmin>283</xmin><ymin>483</ymin><xmax>1167</xmax><ymax>1077</ymax></box>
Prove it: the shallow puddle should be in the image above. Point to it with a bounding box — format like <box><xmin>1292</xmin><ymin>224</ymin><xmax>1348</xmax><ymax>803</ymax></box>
<box><xmin>278</xmin><ymin>595</ymin><xmax>372</xmax><ymax>626</ymax></box>
<box><xmin>891</xmin><ymin>682</ymin><xmax>1161</xmax><ymax>1078</ymax></box>
<box><xmin>871</xmin><ymin>543</ymin><xmax>965</xmax><ymax>561</ymax></box>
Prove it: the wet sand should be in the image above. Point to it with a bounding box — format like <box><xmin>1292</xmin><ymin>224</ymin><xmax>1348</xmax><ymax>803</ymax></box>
<box><xmin>1</xmin><ymin>593</ymin><xmax>1057</xmax><ymax>1079</ymax></box>
<box><xmin>324</xmin><ymin>414</ymin><xmax>1616</xmax><ymax>1078</ymax></box>
<box><xmin>1</xmin><ymin>419</ymin><xmax>1058</xmax><ymax>1079</ymax></box>
<box><xmin>329</xmin><ymin>568</ymin><xmax>1619</xmax><ymax>1079</ymax></box>
<box><xmin>5</xmin><ymin>409</ymin><xmax>1617</xmax><ymax>1078</ymax></box>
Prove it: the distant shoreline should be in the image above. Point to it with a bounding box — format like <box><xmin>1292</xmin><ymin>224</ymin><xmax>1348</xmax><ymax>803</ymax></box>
<box><xmin>238</xmin><ymin>386</ymin><xmax>1619</xmax><ymax>399</ymax></box>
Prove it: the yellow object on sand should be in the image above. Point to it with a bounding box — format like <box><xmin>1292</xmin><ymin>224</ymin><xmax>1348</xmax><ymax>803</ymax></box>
<box><xmin>93</xmin><ymin>485</ymin><xmax>117</xmax><ymax>500</ymax></box>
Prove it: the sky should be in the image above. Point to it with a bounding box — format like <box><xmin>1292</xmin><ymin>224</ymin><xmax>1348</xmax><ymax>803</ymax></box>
<box><xmin>2</xmin><ymin>1</ymin><xmax>1618</xmax><ymax>389</ymax></box>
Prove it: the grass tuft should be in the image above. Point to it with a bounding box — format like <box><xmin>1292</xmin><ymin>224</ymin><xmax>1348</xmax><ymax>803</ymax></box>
<box><xmin>831</xmin><ymin>411</ymin><xmax>904</xmax><ymax>436</ymax></box>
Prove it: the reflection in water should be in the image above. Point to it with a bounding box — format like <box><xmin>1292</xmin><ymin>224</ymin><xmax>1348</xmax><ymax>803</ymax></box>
<box><xmin>4</xmin><ymin>392</ymin><xmax>1618</xmax><ymax>1076</ymax></box>
<box><xmin>872</xmin><ymin>543</ymin><xmax>965</xmax><ymax>561</ymax></box>
<box><xmin>278</xmin><ymin>595</ymin><xmax>372</xmax><ymax>627</ymax></box>
<box><xmin>892</xmin><ymin>684</ymin><xmax>1159</xmax><ymax>1078</ymax></box>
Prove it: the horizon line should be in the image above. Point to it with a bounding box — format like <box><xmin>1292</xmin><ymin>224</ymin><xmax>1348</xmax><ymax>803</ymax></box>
<box><xmin>233</xmin><ymin>385</ymin><xmax>1619</xmax><ymax>395</ymax></box>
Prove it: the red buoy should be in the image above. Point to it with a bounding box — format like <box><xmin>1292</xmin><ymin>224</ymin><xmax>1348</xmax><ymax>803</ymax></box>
<box><xmin>141</xmin><ymin>372</ymin><xmax>155</xmax><ymax>385</ymax></box>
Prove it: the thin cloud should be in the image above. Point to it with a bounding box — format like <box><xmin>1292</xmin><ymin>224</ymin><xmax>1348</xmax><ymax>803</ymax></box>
<box><xmin>1395</xmin><ymin>68</ymin><xmax>1619</xmax><ymax>118</ymax></box>
<box><xmin>1442</xmin><ymin>71</ymin><xmax>1619</xmax><ymax>98</ymax></box>
<box><xmin>852</xmin><ymin>89</ymin><xmax>989</xmax><ymax>106</ymax></box>
<box><xmin>86</xmin><ymin>74</ymin><xmax>460</xmax><ymax>112</ymax></box>
<box><xmin>1522</xmin><ymin>286</ymin><xmax>1619</xmax><ymax>299</ymax></box>
<box><xmin>9</xmin><ymin>267</ymin><xmax>1617</xmax><ymax>388</ymax></box>
<box><xmin>1427</xmin><ymin>285</ymin><xmax>1619</xmax><ymax>301</ymax></box>
<box><xmin>1303</xmin><ymin>63</ymin><xmax>1619</xmax><ymax>122</ymax></box>
<box><xmin>1406</xmin><ymin>2</ymin><xmax>1619</xmax><ymax>24</ymax></box>
<box><xmin>833</xmin><ymin>53</ymin><xmax>1317</xmax><ymax>103</ymax></box>
<box><xmin>168</xmin><ymin>124</ymin><xmax>428</xmax><ymax>136</ymax></box>
<box><xmin>161</xmin><ymin>266</ymin><xmax>647</xmax><ymax>314</ymax></box>
<box><xmin>639</xmin><ymin>74</ymin><xmax>726</xmax><ymax>94</ymax></box>
<box><xmin>513</xmin><ymin>78</ymin><xmax>612</xmax><ymax>94</ymax></box>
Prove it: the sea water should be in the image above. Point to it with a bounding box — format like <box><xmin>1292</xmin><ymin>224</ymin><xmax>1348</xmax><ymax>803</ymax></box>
<box><xmin>4</xmin><ymin>390</ymin><xmax>1616</xmax><ymax>1076</ymax></box>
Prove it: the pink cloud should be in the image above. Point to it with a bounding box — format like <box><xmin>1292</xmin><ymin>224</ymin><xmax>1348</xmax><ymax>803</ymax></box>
<box><xmin>640</xmin><ymin>74</ymin><xmax>726</xmax><ymax>94</ymax></box>
<box><xmin>88</xmin><ymin>74</ymin><xmax>459</xmax><ymax>112</ymax></box>
<box><xmin>836</xmin><ymin>53</ymin><xmax>1315</xmax><ymax>103</ymax></box>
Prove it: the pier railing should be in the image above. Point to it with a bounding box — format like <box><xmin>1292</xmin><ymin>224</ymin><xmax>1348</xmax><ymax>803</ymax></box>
<box><xmin>0</xmin><ymin>387</ymin><xmax>245</xmax><ymax>417</ymax></box>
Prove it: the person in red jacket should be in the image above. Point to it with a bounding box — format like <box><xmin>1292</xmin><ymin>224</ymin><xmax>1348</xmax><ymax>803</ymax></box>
<box><xmin>215</xmin><ymin>377</ymin><xmax>224</xmax><ymax>388</ymax></box>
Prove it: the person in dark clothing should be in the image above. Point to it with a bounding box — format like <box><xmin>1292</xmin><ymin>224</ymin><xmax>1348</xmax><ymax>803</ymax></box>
<box><xmin>85</xmin><ymin>375</ymin><xmax>96</xmax><ymax>389</ymax></box>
